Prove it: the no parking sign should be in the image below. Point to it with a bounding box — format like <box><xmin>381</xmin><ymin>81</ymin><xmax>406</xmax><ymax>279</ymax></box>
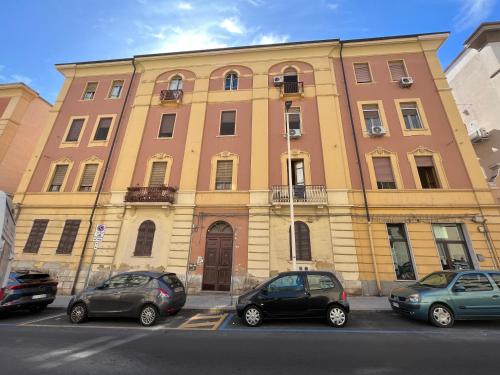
<box><xmin>93</xmin><ymin>224</ymin><xmax>106</xmax><ymax>248</ymax></box>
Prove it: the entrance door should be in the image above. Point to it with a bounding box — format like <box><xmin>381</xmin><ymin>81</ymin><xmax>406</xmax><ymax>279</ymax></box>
<box><xmin>202</xmin><ymin>221</ymin><xmax>233</xmax><ymax>291</ymax></box>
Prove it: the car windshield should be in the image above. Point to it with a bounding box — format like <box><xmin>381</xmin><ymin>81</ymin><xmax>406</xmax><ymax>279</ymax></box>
<box><xmin>418</xmin><ymin>272</ymin><xmax>456</xmax><ymax>288</ymax></box>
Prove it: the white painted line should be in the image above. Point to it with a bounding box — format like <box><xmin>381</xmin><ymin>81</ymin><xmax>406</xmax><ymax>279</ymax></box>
<box><xmin>18</xmin><ymin>313</ymin><xmax>66</xmax><ymax>326</ymax></box>
<box><xmin>29</xmin><ymin>336</ymin><xmax>114</xmax><ymax>362</ymax></box>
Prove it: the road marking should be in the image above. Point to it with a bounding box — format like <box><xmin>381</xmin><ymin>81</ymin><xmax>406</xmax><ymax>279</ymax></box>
<box><xmin>18</xmin><ymin>313</ymin><xmax>66</xmax><ymax>326</ymax></box>
<box><xmin>29</xmin><ymin>336</ymin><xmax>114</xmax><ymax>362</ymax></box>
<box><xmin>179</xmin><ymin>313</ymin><xmax>228</xmax><ymax>330</ymax></box>
<box><xmin>37</xmin><ymin>334</ymin><xmax>147</xmax><ymax>369</ymax></box>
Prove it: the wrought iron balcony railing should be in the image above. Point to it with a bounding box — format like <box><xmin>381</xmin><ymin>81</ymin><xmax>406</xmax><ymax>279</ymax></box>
<box><xmin>280</xmin><ymin>82</ymin><xmax>304</xmax><ymax>96</ymax></box>
<box><xmin>125</xmin><ymin>186</ymin><xmax>176</xmax><ymax>203</ymax></box>
<box><xmin>271</xmin><ymin>185</ymin><xmax>327</xmax><ymax>204</ymax></box>
<box><xmin>160</xmin><ymin>89</ymin><xmax>183</xmax><ymax>103</ymax></box>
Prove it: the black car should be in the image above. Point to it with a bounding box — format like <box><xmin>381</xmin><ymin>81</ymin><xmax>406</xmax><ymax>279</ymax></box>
<box><xmin>67</xmin><ymin>271</ymin><xmax>186</xmax><ymax>326</ymax></box>
<box><xmin>236</xmin><ymin>271</ymin><xmax>349</xmax><ymax>327</ymax></box>
<box><xmin>0</xmin><ymin>271</ymin><xmax>58</xmax><ymax>313</ymax></box>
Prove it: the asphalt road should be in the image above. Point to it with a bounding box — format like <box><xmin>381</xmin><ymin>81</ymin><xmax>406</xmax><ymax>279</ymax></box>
<box><xmin>1</xmin><ymin>307</ymin><xmax>500</xmax><ymax>375</ymax></box>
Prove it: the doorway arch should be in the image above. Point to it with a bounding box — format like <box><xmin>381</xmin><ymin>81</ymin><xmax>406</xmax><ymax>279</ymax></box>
<box><xmin>202</xmin><ymin>221</ymin><xmax>233</xmax><ymax>291</ymax></box>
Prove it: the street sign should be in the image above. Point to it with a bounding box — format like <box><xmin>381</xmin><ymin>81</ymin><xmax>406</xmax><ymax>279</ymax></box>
<box><xmin>93</xmin><ymin>224</ymin><xmax>106</xmax><ymax>242</ymax></box>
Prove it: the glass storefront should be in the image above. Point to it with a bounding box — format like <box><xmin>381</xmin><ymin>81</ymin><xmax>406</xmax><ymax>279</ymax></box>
<box><xmin>432</xmin><ymin>224</ymin><xmax>473</xmax><ymax>270</ymax></box>
<box><xmin>387</xmin><ymin>224</ymin><xmax>416</xmax><ymax>280</ymax></box>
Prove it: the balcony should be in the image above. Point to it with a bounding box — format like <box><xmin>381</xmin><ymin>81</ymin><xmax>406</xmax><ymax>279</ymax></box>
<box><xmin>280</xmin><ymin>82</ymin><xmax>304</xmax><ymax>97</ymax></box>
<box><xmin>271</xmin><ymin>185</ymin><xmax>327</xmax><ymax>205</ymax></box>
<box><xmin>125</xmin><ymin>186</ymin><xmax>176</xmax><ymax>204</ymax></box>
<box><xmin>160</xmin><ymin>89</ymin><xmax>183</xmax><ymax>103</ymax></box>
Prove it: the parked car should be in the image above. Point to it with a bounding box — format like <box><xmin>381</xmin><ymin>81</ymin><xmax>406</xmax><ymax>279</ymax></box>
<box><xmin>389</xmin><ymin>270</ymin><xmax>500</xmax><ymax>328</ymax></box>
<box><xmin>0</xmin><ymin>270</ymin><xmax>58</xmax><ymax>313</ymax></box>
<box><xmin>67</xmin><ymin>271</ymin><xmax>186</xmax><ymax>326</ymax></box>
<box><xmin>236</xmin><ymin>271</ymin><xmax>349</xmax><ymax>327</ymax></box>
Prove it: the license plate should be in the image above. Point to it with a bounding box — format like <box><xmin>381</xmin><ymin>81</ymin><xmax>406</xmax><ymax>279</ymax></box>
<box><xmin>392</xmin><ymin>302</ymin><xmax>400</xmax><ymax>308</ymax></box>
<box><xmin>174</xmin><ymin>287</ymin><xmax>184</xmax><ymax>293</ymax></box>
<box><xmin>32</xmin><ymin>294</ymin><xmax>47</xmax><ymax>300</ymax></box>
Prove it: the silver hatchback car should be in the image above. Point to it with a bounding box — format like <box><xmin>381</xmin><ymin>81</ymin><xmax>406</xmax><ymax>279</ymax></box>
<box><xmin>67</xmin><ymin>271</ymin><xmax>186</xmax><ymax>326</ymax></box>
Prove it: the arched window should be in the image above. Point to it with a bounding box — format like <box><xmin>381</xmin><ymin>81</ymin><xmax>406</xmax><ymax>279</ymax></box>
<box><xmin>289</xmin><ymin>221</ymin><xmax>311</xmax><ymax>261</ymax></box>
<box><xmin>169</xmin><ymin>75</ymin><xmax>183</xmax><ymax>90</ymax></box>
<box><xmin>284</xmin><ymin>67</ymin><xmax>298</xmax><ymax>83</ymax></box>
<box><xmin>208</xmin><ymin>221</ymin><xmax>233</xmax><ymax>234</ymax></box>
<box><xmin>134</xmin><ymin>220</ymin><xmax>155</xmax><ymax>256</ymax></box>
<box><xmin>224</xmin><ymin>72</ymin><xmax>238</xmax><ymax>91</ymax></box>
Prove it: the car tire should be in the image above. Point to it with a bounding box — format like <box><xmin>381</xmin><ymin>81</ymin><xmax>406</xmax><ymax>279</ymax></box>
<box><xmin>139</xmin><ymin>304</ymin><xmax>158</xmax><ymax>327</ymax></box>
<box><xmin>429</xmin><ymin>304</ymin><xmax>454</xmax><ymax>328</ymax></box>
<box><xmin>69</xmin><ymin>302</ymin><xmax>88</xmax><ymax>324</ymax></box>
<box><xmin>327</xmin><ymin>305</ymin><xmax>348</xmax><ymax>328</ymax></box>
<box><xmin>243</xmin><ymin>305</ymin><xmax>263</xmax><ymax>327</ymax></box>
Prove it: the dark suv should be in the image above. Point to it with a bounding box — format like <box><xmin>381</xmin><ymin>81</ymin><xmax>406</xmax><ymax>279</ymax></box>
<box><xmin>67</xmin><ymin>271</ymin><xmax>186</xmax><ymax>326</ymax></box>
<box><xmin>236</xmin><ymin>271</ymin><xmax>349</xmax><ymax>327</ymax></box>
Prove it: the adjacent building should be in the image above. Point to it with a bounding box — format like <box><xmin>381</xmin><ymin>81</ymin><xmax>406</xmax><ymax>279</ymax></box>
<box><xmin>0</xmin><ymin>83</ymin><xmax>51</xmax><ymax>195</ymax></box>
<box><xmin>12</xmin><ymin>31</ymin><xmax>500</xmax><ymax>295</ymax></box>
<box><xmin>446</xmin><ymin>21</ymin><xmax>500</xmax><ymax>202</ymax></box>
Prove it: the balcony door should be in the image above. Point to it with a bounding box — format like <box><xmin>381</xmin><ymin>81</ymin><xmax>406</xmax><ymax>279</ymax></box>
<box><xmin>287</xmin><ymin>159</ymin><xmax>305</xmax><ymax>200</ymax></box>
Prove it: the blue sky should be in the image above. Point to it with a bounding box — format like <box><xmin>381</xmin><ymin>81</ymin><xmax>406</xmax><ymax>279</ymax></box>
<box><xmin>1</xmin><ymin>0</ymin><xmax>499</xmax><ymax>103</ymax></box>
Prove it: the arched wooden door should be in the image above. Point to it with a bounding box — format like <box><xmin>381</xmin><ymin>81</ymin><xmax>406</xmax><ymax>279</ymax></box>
<box><xmin>202</xmin><ymin>221</ymin><xmax>233</xmax><ymax>291</ymax></box>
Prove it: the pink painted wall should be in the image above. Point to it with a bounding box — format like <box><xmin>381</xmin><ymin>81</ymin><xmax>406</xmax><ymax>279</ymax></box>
<box><xmin>196</xmin><ymin>101</ymin><xmax>252</xmax><ymax>191</ymax></box>
<box><xmin>0</xmin><ymin>98</ymin><xmax>10</xmax><ymax>117</ymax></box>
<box><xmin>333</xmin><ymin>52</ymin><xmax>472</xmax><ymax>190</ymax></box>
<box><xmin>27</xmin><ymin>72</ymin><xmax>140</xmax><ymax>192</ymax></box>
<box><xmin>208</xmin><ymin>65</ymin><xmax>253</xmax><ymax>91</ymax></box>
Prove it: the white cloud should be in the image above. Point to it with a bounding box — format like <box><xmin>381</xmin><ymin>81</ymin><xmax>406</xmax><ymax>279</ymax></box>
<box><xmin>253</xmin><ymin>33</ymin><xmax>289</xmax><ymax>45</ymax></box>
<box><xmin>454</xmin><ymin>0</ymin><xmax>495</xmax><ymax>31</ymax></box>
<box><xmin>177</xmin><ymin>2</ymin><xmax>192</xmax><ymax>10</ymax></box>
<box><xmin>150</xmin><ymin>26</ymin><xmax>228</xmax><ymax>53</ymax></box>
<box><xmin>11</xmin><ymin>74</ymin><xmax>33</xmax><ymax>85</ymax></box>
<box><xmin>220</xmin><ymin>17</ymin><xmax>245</xmax><ymax>34</ymax></box>
<box><xmin>326</xmin><ymin>2</ymin><xmax>339</xmax><ymax>10</ymax></box>
<box><xmin>246</xmin><ymin>0</ymin><xmax>264</xmax><ymax>5</ymax></box>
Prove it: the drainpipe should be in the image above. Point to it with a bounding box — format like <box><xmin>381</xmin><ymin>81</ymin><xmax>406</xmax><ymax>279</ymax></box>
<box><xmin>71</xmin><ymin>59</ymin><xmax>137</xmax><ymax>295</ymax></box>
<box><xmin>339</xmin><ymin>42</ymin><xmax>381</xmax><ymax>295</ymax></box>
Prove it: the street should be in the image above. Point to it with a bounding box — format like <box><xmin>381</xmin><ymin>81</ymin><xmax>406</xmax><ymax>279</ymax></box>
<box><xmin>1</xmin><ymin>307</ymin><xmax>500</xmax><ymax>374</ymax></box>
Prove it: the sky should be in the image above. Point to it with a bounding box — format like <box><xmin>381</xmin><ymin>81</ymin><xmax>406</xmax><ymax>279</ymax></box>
<box><xmin>1</xmin><ymin>0</ymin><xmax>499</xmax><ymax>103</ymax></box>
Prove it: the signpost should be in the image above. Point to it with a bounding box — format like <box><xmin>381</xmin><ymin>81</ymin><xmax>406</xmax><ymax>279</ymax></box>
<box><xmin>84</xmin><ymin>224</ymin><xmax>106</xmax><ymax>288</ymax></box>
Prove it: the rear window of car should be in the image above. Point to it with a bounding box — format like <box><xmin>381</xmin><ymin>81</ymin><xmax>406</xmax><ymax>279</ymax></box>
<box><xmin>488</xmin><ymin>273</ymin><xmax>500</xmax><ymax>288</ymax></box>
<box><xmin>161</xmin><ymin>274</ymin><xmax>183</xmax><ymax>289</ymax></box>
<box><xmin>307</xmin><ymin>274</ymin><xmax>336</xmax><ymax>290</ymax></box>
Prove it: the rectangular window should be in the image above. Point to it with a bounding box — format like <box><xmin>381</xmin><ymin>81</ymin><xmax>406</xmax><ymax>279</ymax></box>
<box><xmin>56</xmin><ymin>220</ymin><xmax>81</xmax><ymax>255</ymax></box>
<box><xmin>82</xmin><ymin>82</ymin><xmax>97</xmax><ymax>100</ymax></box>
<box><xmin>488</xmin><ymin>273</ymin><xmax>500</xmax><ymax>288</ymax></box>
<box><xmin>387</xmin><ymin>224</ymin><xmax>416</xmax><ymax>280</ymax></box>
<box><xmin>362</xmin><ymin>104</ymin><xmax>382</xmax><ymax>133</ymax></box>
<box><xmin>373</xmin><ymin>157</ymin><xmax>396</xmax><ymax>189</ymax></box>
<box><xmin>353</xmin><ymin>63</ymin><xmax>372</xmax><ymax>83</ymax></box>
<box><xmin>286</xmin><ymin>108</ymin><xmax>301</xmax><ymax>132</ymax></box>
<box><xmin>48</xmin><ymin>165</ymin><xmax>68</xmax><ymax>192</ymax></box>
<box><xmin>93</xmin><ymin>117</ymin><xmax>112</xmax><ymax>141</ymax></box>
<box><xmin>215</xmin><ymin>160</ymin><xmax>233</xmax><ymax>190</ymax></box>
<box><xmin>23</xmin><ymin>219</ymin><xmax>49</xmax><ymax>254</ymax></box>
<box><xmin>400</xmin><ymin>102</ymin><xmax>423</xmax><ymax>130</ymax></box>
<box><xmin>220</xmin><ymin>110</ymin><xmax>236</xmax><ymax>136</ymax></box>
<box><xmin>65</xmin><ymin>119</ymin><xmax>85</xmax><ymax>142</ymax></box>
<box><xmin>78</xmin><ymin>164</ymin><xmax>98</xmax><ymax>192</ymax></box>
<box><xmin>433</xmin><ymin>224</ymin><xmax>473</xmax><ymax>271</ymax></box>
<box><xmin>455</xmin><ymin>273</ymin><xmax>493</xmax><ymax>292</ymax></box>
<box><xmin>108</xmin><ymin>80</ymin><xmax>124</xmax><ymax>99</ymax></box>
<box><xmin>388</xmin><ymin>60</ymin><xmax>407</xmax><ymax>81</ymax></box>
<box><xmin>415</xmin><ymin>156</ymin><xmax>440</xmax><ymax>189</ymax></box>
<box><xmin>148</xmin><ymin>161</ymin><xmax>168</xmax><ymax>187</ymax></box>
<box><xmin>159</xmin><ymin>114</ymin><xmax>176</xmax><ymax>138</ymax></box>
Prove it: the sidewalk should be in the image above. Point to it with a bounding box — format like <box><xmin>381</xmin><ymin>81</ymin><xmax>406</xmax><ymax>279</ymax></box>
<box><xmin>52</xmin><ymin>294</ymin><xmax>391</xmax><ymax>311</ymax></box>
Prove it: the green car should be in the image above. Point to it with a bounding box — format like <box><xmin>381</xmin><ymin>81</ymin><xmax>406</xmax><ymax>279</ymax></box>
<box><xmin>389</xmin><ymin>270</ymin><xmax>500</xmax><ymax>328</ymax></box>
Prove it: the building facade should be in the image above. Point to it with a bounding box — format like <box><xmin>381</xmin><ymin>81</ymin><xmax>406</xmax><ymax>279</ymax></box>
<box><xmin>0</xmin><ymin>83</ymin><xmax>51</xmax><ymax>195</ymax></box>
<box><xmin>446</xmin><ymin>22</ymin><xmax>500</xmax><ymax>202</ymax></box>
<box><xmin>12</xmin><ymin>32</ymin><xmax>500</xmax><ymax>296</ymax></box>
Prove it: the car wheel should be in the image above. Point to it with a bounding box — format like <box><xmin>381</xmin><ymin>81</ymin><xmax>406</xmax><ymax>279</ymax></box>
<box><xmin>243</xmin><ymin>306</ymin><xmax>263</xmax><ymax>327</ymax></box>
<box><xmin>69</xmin><ymin>303</ymin><xmax>88</xmax><ymax>324</ymax></box>
<box><xmin>139</xmin><ymin>304</ymin><xmax>158</xmax><ymax>327</ymax></box>
<box><xmin>429</xmin><ymin>304</ymin><xmax>454</xmax><ymax>328</ymax></box>
<box><xmin>327</xmin><ymin>305</ymin><xmax>348</xmax><ymax>328</ymax></box>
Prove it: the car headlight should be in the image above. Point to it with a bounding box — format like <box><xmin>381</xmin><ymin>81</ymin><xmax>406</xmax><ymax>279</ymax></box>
<box><xmin>407</xmin><ymin>294</ymin><xmax>420</xmax><ymax>303</ymax></box>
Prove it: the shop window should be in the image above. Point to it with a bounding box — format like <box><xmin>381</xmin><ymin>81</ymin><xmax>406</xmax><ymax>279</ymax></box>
<box><xmin>387</xmin><ymin>224</ymin><xmax>416</xmax><ymax>280</ymax></box>
<box><xmin>433</xmin><ymin>224</ymin><xmax>473</xmax><ymax>270</ymax></box>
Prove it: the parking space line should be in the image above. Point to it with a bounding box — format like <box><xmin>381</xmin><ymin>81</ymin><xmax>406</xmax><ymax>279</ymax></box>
<box><xmin>179</xmin><ymin>313</ymin><xmax>228</xmax><ymax>330</ymax></box>
<box><xmin>18</xmin><ymin>313</ymin><xmax>66</xmax><ymax>326</ymax></box>
<box><xmin>28</xmin><ymin>336</ymin><xmax>114</xmax><ymax>362</ymax></box>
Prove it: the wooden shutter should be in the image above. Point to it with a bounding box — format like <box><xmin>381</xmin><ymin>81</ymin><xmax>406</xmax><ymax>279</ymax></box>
<box><xmin>373</xmin><ymin>157</ymin><xmax>395</xmax><ymax>183</ymax></box>
<box><xmin>159</xmin><ymin>114</ymin><xmax>175</xmax><ymax>137</ymax></box>
<box><xmin>49</xmin><ymin>165</ymin><xmax>68</xmax><ymax>191</ymax></box>
<box><xmin>353</xmin><ymin>63</ymin><xmax>372</xmax><ymax>83</ymax></box>
<box><xmin>148</xmin><ymin>162</ymin><xmax>168</xmax><ymax>187</ymax></box>
<box><xmin>56</xmin><ymin>220</ymin><xmax>81</xmax><ymax>254</ymax></box>
<box><xmin>94</xmin><ymin>117</ymin><xmax>112</xmax><ymax>140</ymax></box>
<box><xmin>290</xmin><ymin>221</ymin><xmax>311</xmax><ymax>261</ymax></box>
<box><xmin>388</xmin><ymin>60</ymin><xmax>407</xmax><ymax>81</ymax></box>
<box><xmin>215</xmin><ymin>160</ymin><xmax>233</xmax><ymax>190</ymax></box>
<box><xmin>415</xmin><ymin>156</ymin><xmax>434</xmax><ymax>167</ymax></box>
<box><xmin>66</xmin><ymin>119</ymin><xmax>84</xmax><ymax>142</ymax></box>
<box><xmin>134</xmin><ymin>220</ymin><xmax>155</xmax><ymax>256</ymax></box>
<box><xmin>79</xmin><ymin>164</ymin><xmax>98</xmax><ymax>191</ymax></box>
<box><xmin>23</xmin><ymin>219</ymin><xmax>49</xmax><ymax>254</ymax></box>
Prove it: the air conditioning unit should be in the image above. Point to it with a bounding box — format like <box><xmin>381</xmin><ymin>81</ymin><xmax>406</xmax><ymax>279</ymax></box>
<box><xmin>273</xmin><ymin>75</ymin><xmax>284</xmax><ymax>86</ymax></box>
<box><xmin>369</xmin><ymin>125</ymin><xmax>387</xmax><ymax>137</ymax></box>
<box><xmin>399</xmin><ymin>76</ymin><xmax>413</xmax><ymax>88</ymax></box>
<box><xmin>288</xmin><ymin>129</ymin><xmax>301</xmax><ymax>138</ymax></box>
<box><xmin>469</xmin><ymin>127</ymin><xmax>489</xmax><ymax>143</ymax></box>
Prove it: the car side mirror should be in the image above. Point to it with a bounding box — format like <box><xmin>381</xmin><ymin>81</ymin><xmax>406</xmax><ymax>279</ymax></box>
<box><xmin>453</xmin><ymin>285</ymin><xmax>466</xmax><ymax>293</ymax></box>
